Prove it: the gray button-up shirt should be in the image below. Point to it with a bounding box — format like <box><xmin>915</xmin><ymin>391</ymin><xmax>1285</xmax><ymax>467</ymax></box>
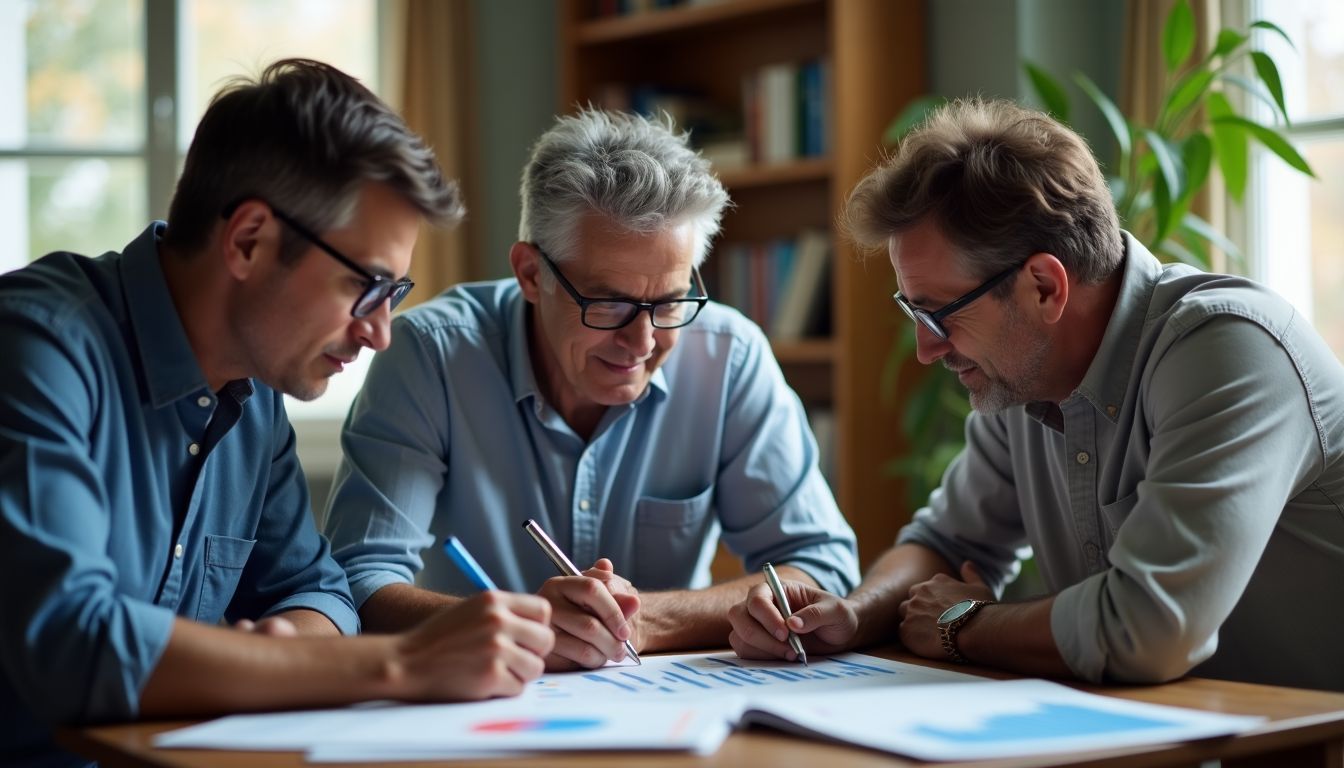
<box><xmin>898</xmin><ymin>234</ymin><xmax>1344</xmax><ymax>690</ymax></box>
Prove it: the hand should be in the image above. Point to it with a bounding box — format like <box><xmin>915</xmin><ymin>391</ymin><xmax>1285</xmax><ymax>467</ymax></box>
<box><xmin>728</xmin><ymin>580</ymin><xmax>858</xmax><ymax>660</ymax></box>
<box><xmin>537</xmin><ymin>558</ymin><xmax>640</xmax><ymax>671</ymax></box>
<box><xmin>897</xmin><ymin>561</ymin><xmax>994</xmax><ymax>659</ymax></box>
<box><xmin>235</xmin><ymin>616</ymin><xmax>299</xmax><ymax>637</ymax></box>
<box><xmin>394</xmin><ymin>590</ymin><xmax>554</xmax><ymax>701</ymax></box>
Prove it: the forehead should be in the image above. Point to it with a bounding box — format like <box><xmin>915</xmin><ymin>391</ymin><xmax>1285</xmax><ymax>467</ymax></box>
<box><xmin>565</xmin><ymin>215</ymin><xmax>696</xmax><ymax>293</ymax></box>
<box><xmin>888</xmin><ymin>221</ymin><xmax>973</xmax><ymax>304</ymax></box>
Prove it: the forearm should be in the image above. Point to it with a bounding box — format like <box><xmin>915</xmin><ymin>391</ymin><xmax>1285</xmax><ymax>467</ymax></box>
<box><xmin>957</xmin><ymin>596</ymin><xmax>1071</xmax><ymax>677</ymax></box>
<box><xmin>640</xmin><ymin>565</ymin><xmax>818</xmax><ymax>652</ymax></box>
<box><xmin>850</xmin><ymin>543</ymin><xmax>956</xmax><ymax>647</ymax></box>
<box><xmin>267</xmin><ymin>608</ymin><xmax>342</xmax><ymax>636</ymax></box>
<box><xmin>140</xmin><ymin>618</ymin><xmax>400</xmax><ymax>717</ymax></box>
<box><xmin>358</xmin><ymin>583</ymin><xmax>463</xmax><ymax>633</ymax></box>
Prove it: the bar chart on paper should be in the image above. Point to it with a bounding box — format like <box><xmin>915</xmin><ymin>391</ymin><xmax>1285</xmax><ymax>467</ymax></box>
<box><xmin>527</xmin><ymin>652</ymin><xmax>981</xmax><ymax>701</ymax></box>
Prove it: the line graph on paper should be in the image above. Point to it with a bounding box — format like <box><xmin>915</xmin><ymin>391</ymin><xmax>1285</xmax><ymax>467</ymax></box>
<box><xmin>527</xmin><ymin>652</ymin><xmax>982</xmax><ymax>701</ymax></box>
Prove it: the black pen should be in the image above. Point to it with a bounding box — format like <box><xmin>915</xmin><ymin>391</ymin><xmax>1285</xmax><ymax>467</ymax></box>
<box><xmin>521</xmin><ymin>518</ymin><xmax>641</xmax><ymax>665</ymax></box>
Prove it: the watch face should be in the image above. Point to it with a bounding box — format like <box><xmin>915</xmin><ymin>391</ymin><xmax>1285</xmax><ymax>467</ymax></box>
<box><xmin>938</xmin><ymin>599</ymin><xmax>975</xmax><ymax>625</ymax></box>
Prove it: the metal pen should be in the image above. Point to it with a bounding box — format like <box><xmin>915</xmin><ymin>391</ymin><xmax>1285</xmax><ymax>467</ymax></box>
<box><xmin>762</xmin><ymin>561</ymin><xmax>808</xmax><ymax>666</ymax></box>
<box><xmin>521</xmin><ymin>518</ymin><xmax>641</xmax><ymax>665</ymax></box>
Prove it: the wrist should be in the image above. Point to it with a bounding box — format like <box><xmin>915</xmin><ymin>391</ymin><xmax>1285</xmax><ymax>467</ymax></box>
<box><xmin>936</xmin><ymin>599</ymin><xmax>994</xmax><ymax>664</ymax></box>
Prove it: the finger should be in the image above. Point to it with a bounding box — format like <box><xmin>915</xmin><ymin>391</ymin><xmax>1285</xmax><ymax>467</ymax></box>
<box><xmin>547</xmin><ymin>631</ymin><xmax>611</xmax><ymax>670</ymax></box>
<box><xmin>235</xmin><ymin>619</ymin><xmax>256</xmax><ymax>632</ymax></box>
<box><xmin>728</xmin><ymin>628</ymin><xmax>793</xmax><ymax>661</ymax></box>
<box><xmin>557</xmin><ymin>578</ymin><xmax>630</xmax><ymax>637</ymax></box>
<box><xmin>787</xmin><ymin>601</ymin><xmax>840</xmax><ymax>634</ymax></box>
<box><xmin>505</xmin><ymin>609</ymin><xmax>557</xmax><ymax>659</ymax></box>
<box><xmin>744</xmin><ymin>588</ymin><xmax>788</xmax><ymax>641</ymax></box>
<box><xmin>733</xmin><ymin>601</ymin><xmax>790</xmax><ymax>650</ymax></box>
<box><xmin>550</xmin><ymin>606</ymin><xmax>624</xmax><ymax>660</ymax></box>
<box><xmin>500</xmin><ymin>592</ymin><xmax>553</xmax><ymax>624</ymax></box>
<box><xmin>590</xmin><ymin>557</ymin><xmax>614</xmax><ymax>574</ymax></box>
<box><xmin>961</xmin><ymin>560</ymin><xmax>986</xmax><ymax>585</ymax></box>
<box><xmin>501</xmin><ymin>637</ymin><xmax>548</xmax><ymax>684</ymax></box>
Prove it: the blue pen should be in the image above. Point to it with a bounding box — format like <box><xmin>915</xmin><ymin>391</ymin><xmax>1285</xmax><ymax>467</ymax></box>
<box><xmin>443</xmin><ymin>536</ymin><xmax>499</xmax><ymax>591</ymax></box>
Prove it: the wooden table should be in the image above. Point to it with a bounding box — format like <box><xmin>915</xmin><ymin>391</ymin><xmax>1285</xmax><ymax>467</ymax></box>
<box><xmin>59</xmin><ymin>649</ymin><xmax>1344</xmax><ymax>768</ymax></box>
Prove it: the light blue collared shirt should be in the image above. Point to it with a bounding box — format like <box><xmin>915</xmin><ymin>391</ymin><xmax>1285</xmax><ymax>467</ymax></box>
<box><xmin>0</xmin><ymin>224</ymin><xmax>359</xmax><ymax>767</ymax></box>
<box><xmin>324</xmin><ymin>279</ymin><xmax>858</xmax><ymax>605</ymax></box>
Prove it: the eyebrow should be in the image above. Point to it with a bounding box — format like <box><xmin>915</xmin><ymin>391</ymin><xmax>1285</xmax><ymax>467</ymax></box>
<box><xmin>587</xmin><ymin>280</ymin><xmax>694</xmax><ymax>304</ymax></box>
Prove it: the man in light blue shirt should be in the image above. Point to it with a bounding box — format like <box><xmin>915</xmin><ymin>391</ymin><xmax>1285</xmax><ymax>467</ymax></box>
<box><xmin>0</xmin><ymin>60</ymin><xmax>553</xmax><ymax>768</ymax></box>
<box><xmin>324</xmin><ymin>109</ymin><xmax>858</xmax><ymax>669</ymax></box>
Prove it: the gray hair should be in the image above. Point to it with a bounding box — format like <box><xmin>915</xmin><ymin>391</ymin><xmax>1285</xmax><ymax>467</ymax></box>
<box><xmin>518</xmin><ymin>109</ymin><xmax>730</xmax><ymax>267</ymax></box>
<box><xmin>844</xmin><ymin>98</ymin><xmax>1122</xmax><ymax>287</ymax></box>
<box><xmin>164</xmin><ymin>58</ymin><xmax>462</xmax><ymax>261</ymax></box>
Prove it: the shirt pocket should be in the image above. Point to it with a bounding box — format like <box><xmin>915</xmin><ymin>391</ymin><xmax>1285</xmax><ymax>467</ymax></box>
<box><xmin>194</xmin><ymin>534</ymin><xmax>256</xmax><ymax>623</ymax></box>
<box><xmin>633</xmin><ymin>485</ymin><xmax>716</xmax><ymax>591</ymax></box>
<box><xmin>1099</xmin><ymin>491</ymin><xmax>1139</xmax><ymax>550</ymax></box>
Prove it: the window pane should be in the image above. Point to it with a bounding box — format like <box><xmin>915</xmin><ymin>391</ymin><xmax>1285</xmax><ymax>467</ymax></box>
<box><xmin>1254</xmin><ymin>2</ymin><xmax>1344</xmax><ymax>120</ymax></box>
<box><xmin>2</xmin><ymin>0</ymin><xmax>145</xmax><ymax>150</ymax></box>
<box><xmin>179</xmin><ymin>0</ymin><xmax>379</xmax><ymax>148</ymax></box>
<box><xmin>0</xmin><ymin>157</ymin><xmax>146</xmax><ymax>273</ymax></box>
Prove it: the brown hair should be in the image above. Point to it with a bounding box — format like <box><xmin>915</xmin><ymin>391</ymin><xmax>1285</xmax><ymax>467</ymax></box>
<box><xmin>844</xmin><ymin>98</ymin><xmax>1122</xmax><ymax>285</ymax></box>
<box><xmin>164</xmin><ymin>58</ymin><xmax>463</xmax><ymax>260</ymax></box>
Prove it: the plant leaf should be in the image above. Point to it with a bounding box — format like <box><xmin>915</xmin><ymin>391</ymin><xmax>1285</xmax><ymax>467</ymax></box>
<box><xmin>1142</xmin><ymin>129</ymin><xmax>1183</xmax><ymax>199</ymax></box>
<box><xmin>1023</xmin><ymin>61</ymin><xmax>1070</xmax><ymax>122</ymax></box>
<box><xmin>1250</xmin><ymin>51</ymin><xmax>1289</xmax><ymax>124</ymax></box>
<box><xmin>882</xmin><ymin>95</ymin><xmax>947</xmax><ymax>146</ymax></box>
<box><xmin>1152</xmin><ymin>170</ymin><xmax>1175</xmax><ymax>245</ymax></box>
<box><xmin>1164</xmin><ymin>70</ymin><xmax>1216</xmax><ymax>125</ymax></box>
<box><xmin>1250</xmin><ymin>19</ymin><xmax>1296</xmax><ymax>52</ymax></box>
<box><xmin>1211</xmin><ymin>29</ymin><xmax>1247</xmax><ymax>59</ymax></box>
<box><xmin>1181</xmin><ymin>211</ymin><xmax>1242</xmax><ymax>259</ymax></box>
<box><xmin>1163</xmin><ymin>0</ymin><xmax>1196</xmax><ymax>72</ymax></box>
<box><xmin>1180</xmin><ymin>133</ymin><xmax>1213</xmax><ymax>201</ymax></box>
<box><xmin>1157</xmin><ymin>237</ymin><xmax>1205</xmax><ymax>267</ymax></box>
<box><xmin>1074</xmin><ymin>72</ymin><xmax>1131</xmax><ymax>166</ymax></box>
<box><xmin>1212</xmin><ymin>115</ymin><xmax>1316</xmax><ymax>177</ymax></box>
<box><xmin>1218</xmin><ymin>72</ymin><xmax>1287</xmax><ymax>116</ymax></box>
<box><xmin>1207</xmin><ymin>92</ymin><xmax>1248</xmax><ymax>200</ymax></box>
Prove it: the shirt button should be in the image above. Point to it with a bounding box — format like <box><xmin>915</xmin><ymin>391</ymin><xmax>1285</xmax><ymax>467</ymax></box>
<box><xmin>578</xmin><ymin>499</ymin><xmax>591</xmax><ymax>511</ymax></box>
<box><xmin>1084</xmin><ymin>542</ymin><xmax>1099</xmax><ymax>559</ymax></box>
<box><xmin>174</xmin><ymin>543</ymin><xmax>184</xmax><ymax>559</ymax></box>
<box><xmin>1105</xmin><ymin>405</ymin><xmax>1117</xmax><ymax>418</ymax></box>
<box><xmin>188</xmin><ymin>443</ymin><xmax>200</xmax><ymax>456</ymax></box>
<box><xmin>197</xmin><ymin>396</ymin><xmax>212</xmax><ymax>407</ymax></box>
<box><xmin>1075</xmin><ymin>451</ymin><xmax>1090</xmax><ymax>465</ymax></box>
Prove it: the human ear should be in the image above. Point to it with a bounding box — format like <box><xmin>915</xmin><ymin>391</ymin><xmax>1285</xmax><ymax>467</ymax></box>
<box><xmin>510</xmin><ymin>241</ymin><xmax>543</xmax><ymax>304</ymax></box>
<box><xmin>1023</xmin><ymin>252</ymin><xmax>1068</xmax><ymax>325</ymax></box>
<box><xmin>219</xmin><ymin>200</ymin><xmax>275</xmax><ymax>281</ymax></box>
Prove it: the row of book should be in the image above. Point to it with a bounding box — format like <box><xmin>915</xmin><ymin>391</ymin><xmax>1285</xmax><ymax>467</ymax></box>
<box><xmin>709</xmin><ymin>230</ymin><xmax>831</xmax><ymax>341</ymax></box>
<box><xmin>587</xmin><ymin>0</ymin><xmax>718</xmax><ymax>18</ymax></box>
<box><xmin>589</xmin><ymin>57</ymin><xmax>830</xmax><ymax>171</ymax></box>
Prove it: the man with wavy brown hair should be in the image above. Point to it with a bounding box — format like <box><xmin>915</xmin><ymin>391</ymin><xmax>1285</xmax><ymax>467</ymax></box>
<box><xmin>729</xmin><ymin>98</ymin><xmax>1344</xmax><ymax>691</ymax></box>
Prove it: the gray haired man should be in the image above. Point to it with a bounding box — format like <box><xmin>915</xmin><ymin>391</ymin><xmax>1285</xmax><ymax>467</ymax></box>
<box><xmin>325</xmin><ymin>109</ymin><xmax>858</xmax><ymax>670</ymax></box>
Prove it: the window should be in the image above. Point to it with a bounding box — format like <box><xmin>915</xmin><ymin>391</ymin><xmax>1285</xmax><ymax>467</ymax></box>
<box><xmin>1240</xmin><ymin>1</ymin><xmax>1344</xmax><ymax>358</ymax></box>
<box><xmin>2</xmin><ymin>0</ymin><xmax>382</xmax><ymax>426</ymax></box>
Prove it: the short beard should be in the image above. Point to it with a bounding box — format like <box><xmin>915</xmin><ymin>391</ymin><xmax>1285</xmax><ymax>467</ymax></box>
<box><xmin>954</xmin><ymin>303</ymin><xmax>1049</xmax><ymax>414</ymax></box>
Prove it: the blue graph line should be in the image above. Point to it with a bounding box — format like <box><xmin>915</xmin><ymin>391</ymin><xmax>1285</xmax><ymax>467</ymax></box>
<box><xmin>621</xmin><ymin>672</ymin><xmax>655</xmax><ymax>685</ymax></box>
<box><xmin>582</xmin><ymin>673</ymin><xmax>638</xmax><ymax>692</ymax></box>
<box><xmin>664</xmin><ymin>672</ymin><xmax>711</xmax><ymax>689</ymax></box>
<box><xmin>829</xmin><ymin>658</ymin><xmax>897</xmax><ymax>675</ymax></box>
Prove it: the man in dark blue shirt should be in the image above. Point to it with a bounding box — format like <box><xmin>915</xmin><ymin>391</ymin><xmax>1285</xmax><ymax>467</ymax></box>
<box><xmin>0</xmin><ymin>59</ymin><xmax>553</xmax><ymax>767</ymax></box>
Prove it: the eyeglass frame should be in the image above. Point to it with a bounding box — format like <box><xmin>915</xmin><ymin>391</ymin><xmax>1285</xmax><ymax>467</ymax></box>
<box><xmin>892</xmin><ymin>260</ymin><xmax>1025</xmax><ymax>341</ymax></box>
<box><xmin>221</xmin><ymin>199</ymin><xmax>415</xmax><ymax>319</ymax></box>
<box><xmin>535</xmin><ymin>246</ymin><xmax>710</xmax><ymax>331</ymax></box>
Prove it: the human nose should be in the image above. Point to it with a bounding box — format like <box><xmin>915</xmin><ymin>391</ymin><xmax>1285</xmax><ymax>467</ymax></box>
<box><xmin>353</xmin><ymin>301</ymin><xmax>393</xmax><ymax>352</ymax></box>
<box><xmin>913</xmin><ymin>322</ymin><xmax>951</xmax><ymax>365</ymax></box>
<box><xmin>615</xmin><ymin>308</ymin><xmax>657</xmax><ymax>355</ymax></box>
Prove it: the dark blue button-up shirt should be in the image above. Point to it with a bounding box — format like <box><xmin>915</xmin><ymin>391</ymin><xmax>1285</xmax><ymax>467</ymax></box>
<box><xmin>0</xmin><ymin>223</ymin><xmax>359</xmax><ymax>766</ymax></box>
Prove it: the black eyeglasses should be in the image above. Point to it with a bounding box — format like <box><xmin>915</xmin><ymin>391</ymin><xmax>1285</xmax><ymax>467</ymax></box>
<box><xmin>893</xmin><ymin>261</ymin><xmax>1024</xmax><ymax>341</ymax></box>
<box><xmin>222</xmin><ymin>200</ymin><xmax>414</xmax><ymax>318</ymax></box>
<box><xmin>537</xmin><ymin>248</ymin><xmax>709</xmax><ymax>330</ymax></box>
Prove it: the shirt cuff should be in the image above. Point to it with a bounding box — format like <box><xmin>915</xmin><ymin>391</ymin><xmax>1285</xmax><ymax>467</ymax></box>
<box><xmin>264</xmin><ymin>592</ymin><xmax>361</xmax><ymax>636</ymax></box>
<box><xmin>1051</xmin><ymin>574</ymin><xmax>1107</xmax><ymax>683</ymax></box>
<box><xmin>121</xmin><ymin>600</ymin><xmax>177</xmax><ymax>718</ymax></box>
<box><xmin>346</xmin><ymin>570</ymin><xmax>416</xmax><ymax>612</ymax></box>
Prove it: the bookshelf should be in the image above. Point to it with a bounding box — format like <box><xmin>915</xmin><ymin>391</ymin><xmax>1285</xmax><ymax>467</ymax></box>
<box><xmin>559</xmin><ymin>0</ymin><xmax>926</xmax><ymax>569</ymax></box>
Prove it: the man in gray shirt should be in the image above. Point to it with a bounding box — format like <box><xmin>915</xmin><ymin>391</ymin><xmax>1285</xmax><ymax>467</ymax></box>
<box><xmin>727</xmin><ymin>98</ymin><xmax>1344</xmax><ymax>690</ymax></box>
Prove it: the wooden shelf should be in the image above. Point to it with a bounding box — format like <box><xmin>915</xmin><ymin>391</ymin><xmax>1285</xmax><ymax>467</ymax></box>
<box><xmin>576</xmin><ymin>0</ymin><xmax>823</xmax><ymax>45</ymax></box>
<box><xmin>716</xmin><ymin>157</ymin><xmax>831</xmax><ymax>190</ymax></box>
<box><xmin>771</xmin><ymin>338</ymin><xmax>835</xmax><ymax>365</ymax></box>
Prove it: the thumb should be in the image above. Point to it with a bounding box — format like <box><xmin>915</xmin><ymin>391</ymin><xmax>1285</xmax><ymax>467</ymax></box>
<box><xmin>787</xmin><ymin>603</ymin><xmax>830</xmax><ymax>634</ymax></box>
<box><xmin>961</xmin><ymin>560</ymin><xmax>986</xmax><ymax>586</ymax></box>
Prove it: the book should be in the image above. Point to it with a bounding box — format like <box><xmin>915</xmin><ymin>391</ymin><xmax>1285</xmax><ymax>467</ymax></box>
<box><xmin>770</xmin><ymin>229</ymin><xmax>830</xmax><ymax>340</ymax></box>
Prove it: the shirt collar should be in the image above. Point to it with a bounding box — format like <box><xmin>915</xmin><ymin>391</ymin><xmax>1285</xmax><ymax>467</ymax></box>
<box><xmin>1052</xmin><ymin>231</ymin><xmax>1163</xmax><ymax>424</ymax></box>
<box><xmin>505</xmin><ymin>286</ymin><xmax>669</xmax><ymax>411</ymax></box>
<box><xmin>119</xmin><ymin>223</ymin><xmax>218</xmax><ymax>409</ymax></box>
